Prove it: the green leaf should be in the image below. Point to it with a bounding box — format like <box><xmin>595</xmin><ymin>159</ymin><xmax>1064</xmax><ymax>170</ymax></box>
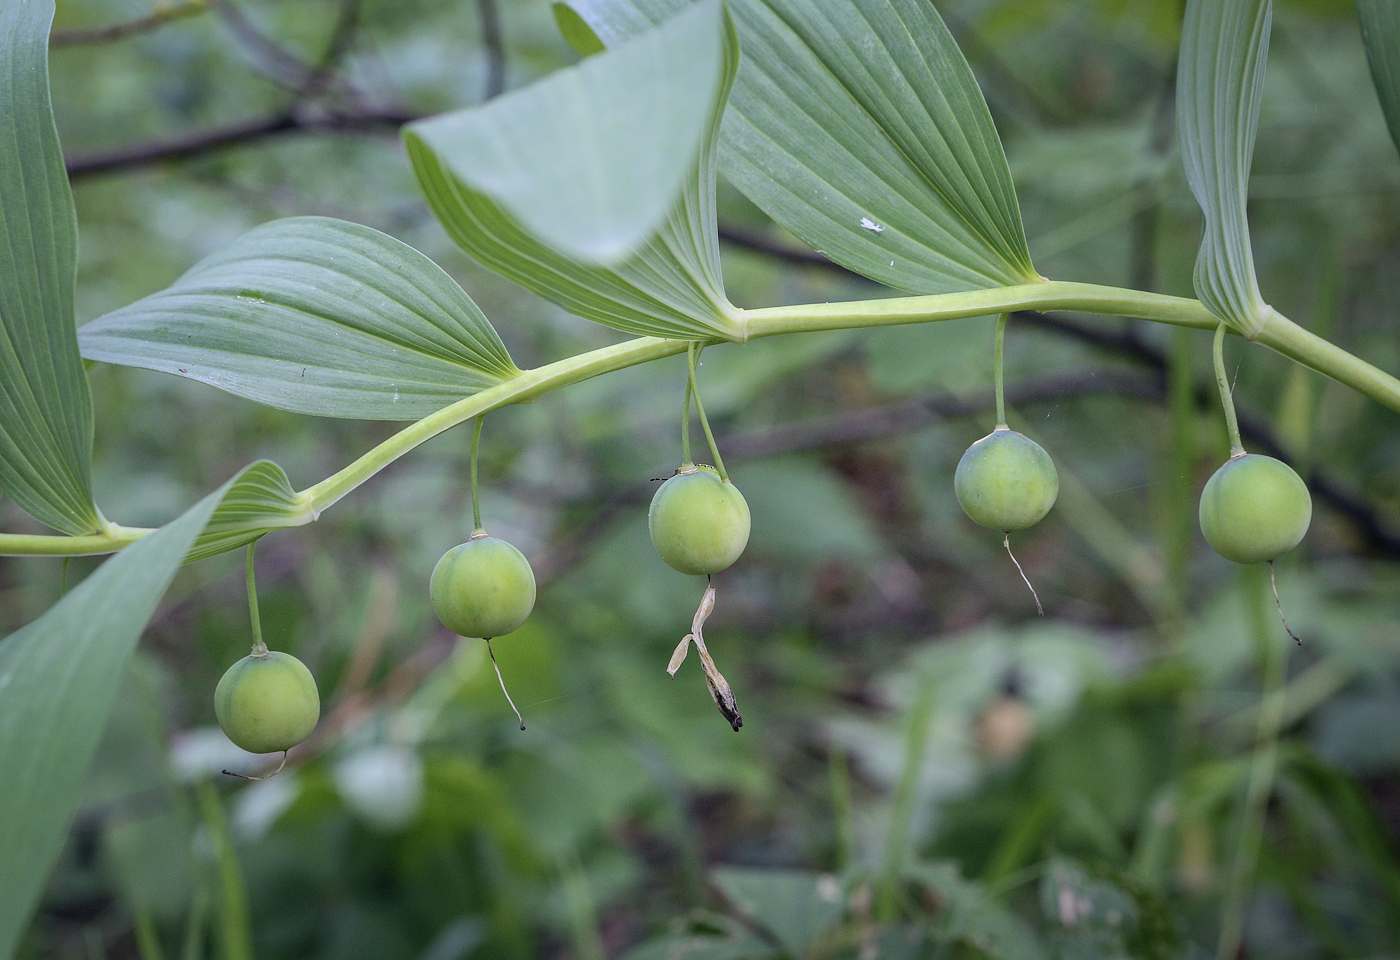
<box><xmin>1176</xmin><ymin>0</ymin><xmax>1272</xmax><ymax>337</ymax></box>
<box><xmin>0</xmin><ymin>480</ymin><xmax>230</xmax><ymax>960</ymax></box>
<box><xmin>552</xmin><ymin>2</ymin><xmax>607</xmax><ymax>58</ymax></box>
<box><xmin>185</xmin><ymin>460</ymin><xmax>312</xmax><ymax>563</ymax></box>
<box><xmin>712</xmin><ymin>867</ymin><xmax>844</xmax><ymax>958</ymax></box>
<box><xmin>406</xmin><ymin>0</ymin><xmax>743</xmax><ymax>341</ymax></box>
<box><xmin>0</xmin><ymin>0</ymin><xmax>99</xmax><ymax>535</ymax></box>
<box><xmin>908</xmin><ymin>861</ymin><xmax>1049</xmax><ymax>960</ymax></box>
<box><xmin>78</xmin><ymin>217</ymin><xmax>521</xmax><ymax>421</ymax></box>
<box><xmin>619</xmin><ymin>936</ymin><xmax>775</xmax><ymax>960</ymax></box>
<box><xmin>565</xmin><ymin>0</ymin><xmax>1039</xmax><ymax>294</ymax></box>
<box><xmin>414</xmin><ymin>0</ymin><xmax>723</xmax><ymax>265</ymax></box>
<box><xmin>1358</xmin><ymin>0</ymin><xmax>1400</xmax><ymax>160</ymax></box>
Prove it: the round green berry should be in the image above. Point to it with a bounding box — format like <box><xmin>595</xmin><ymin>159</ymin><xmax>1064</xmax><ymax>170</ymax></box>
<box><xmin>430</xmin><ymin>535</ymin><xmax>537</xmax><ymax>639</ymax></box>
<box><xmin>1199</xmin><ymin>454</ymin><xmax>1311</xmax><ymax>564</ymax></box>
<box><xmin>215</xmin><ymin>651</ymin><xmax>320</xmax><ymax>754</ymax></box>
<box><xmin>649</xmin><ymin>466</ymin><xmax>751</xmax><ymax>576</ymax></box>
<box><xmin>955</xmin><ymin>428</ymin><xmax>1059</xmax><ymax>531</ymax></box>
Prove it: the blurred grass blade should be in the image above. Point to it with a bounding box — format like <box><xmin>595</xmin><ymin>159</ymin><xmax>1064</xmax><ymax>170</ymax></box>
<box><xmin>0</xmin><ymin>0</ymin><xmax>100</xmax><ymax>535</ymax></box>
<box><xmin>1358</xmin><ymin>0</ymin><xmax>1400</xmax><ymax>160</ymax></box>
<box><xmin>1176</xmin><ymin>0</ymin><xmax>1272</xmax><ymax>337</ymax></box>
<box><xmin>565</xmin><ymin>0</ymin><xmax>1039</xmax><ymax>294</ymax></box>
<box><xmin>186</xmin><ymin>460</ymin><xmax>312</xmax><ymax>563</ymax></box>
<box><xmin>0</xmin><ymin>480</ymin><xmax>231</xmax><ymax>960</ymax></box>
<box><xmin>79</xmin><ymin>217</ymin><xmax>521</xmax><ymax>421</ymax></box>
<box><xmin>195</xmin><ymin>780</ymin><xmax>253</xmax><ymax>960</ymax></box>
<box><xmin>406</xmin><ymin>1</ymin><xmax>742</xmax><ymax>342</ymax></box>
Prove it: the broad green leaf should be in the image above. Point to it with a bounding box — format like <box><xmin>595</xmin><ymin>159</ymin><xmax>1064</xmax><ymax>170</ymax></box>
<box><xmin>552</xmin><ymin>3</ymin><xmax>607</xmax><ymax>59</ymax></box>
<box><xmin>0</xmin><ymin>0</ymin><xmax>99</xmax><ymax>535</ymax></box>
<box><xmin>406</xmin><ymin>1</ymin><xmax>743</xmax><ymax>341</ymax></box>
<box><xmin>78</xmin><ymin>217</ymin><xmax>521</xmax><ymax>421</ymax></box>
<box><xmin>565</xmin><ymin>0</ymin><xmax>1039</xmax><ymax>294</ymax></box>
<box><xmin>1358</xmin><ymin>0</ymin><xmax>1400</xmax><ymax>160</ymax></box>
<box><xmin>0</xmin><ymin>480</ymin><xmax>229</xmax><ymax>959</ymax></box>
<box><xmin>1177</xmin><ymin>0</ymin><xmax>1272</xmax><ymax>337</ymax></box>
<box><xmin>711</xmin><ymin>868</ymin><xmax>844</xmax><ymax>958</ymax></box>
<box><xmin>909</xmin><ymin>862</ymin><xmax>1049</xmax><ymax>960</ymax></box>
<box><xmin>185</xmin><ymin>460</ymin><xmax>311</xmax><ymax>563</ymax></box>
<box><xmin>619</xmin><ymin>934</ymin><xmax>776</xmax><ymax>960</ymax></box>
<box><xmin>413</xmin><ymin>0</ymin><xmax>723</xmax><ymax>264</ymax></box>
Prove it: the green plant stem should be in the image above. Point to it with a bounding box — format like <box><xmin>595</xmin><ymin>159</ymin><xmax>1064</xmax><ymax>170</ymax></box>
<box><xmin>993</xmin><ymin>312</ymin><xmax>1008</xmax><ymax>428</ymax></box>
<box><xmin>680</xmin><ymin>353</ymin><xmax>694</xmax><ymax>468</ymax></box>
<box><xmin>7</xmin><ymin>281</ymin><xmax>1400</xmax><ymax>558</ymax></box>
<box><xmin>246</xmin><ymin>542</ymin><xmax>267</xmax><ymax>657</ymax></box>
<box><xmin>877</xmin><ymin>681</ymin><xmax>937</xmax><ymax>922</ymax></box>
<box><xmin>0</xmin><ymin>522</ymin><xmax>149</xmax><ymax>556</ymax></box>
<box><xmin>1165</xmin><ymin>326</ymin><xmax>1195</xmax><ymax>629</ymax></box>
<box><xmin>135</xmin><ymin>905</ymin><xmax>165</xmax><ymax>960</ymax></box>
<box><xmin>829</xmin><ymin>746</ymin><xmax>855</xmax><ymax>872</ymax></box>
<box><xmin>469</xmin><ymin>415</ymin><xmax>484</xmax><ymax>534</ymax></box>
<box><xmin>180</xmin><ymin>889</ymin><xmax>209</xmax><ymax>960</ymax></box>
<box><xmin>195</xmin><ymin>780</ymin><xmax>253</xmax><ymax>960</ymax></box>
<box><xmin>1216</xmin><ymin>565</ymin><xmax>1289</xmax><ymax>960</ymax></box>
<box><xmin>687</xmin><ymin>343</ymin><xmax>727</xmax><ymax>481</ymax></box>
<box><xmin>1213</xmin><ymin>324</ymin><xmax>1246</xmax><ymax>457</ymax></box>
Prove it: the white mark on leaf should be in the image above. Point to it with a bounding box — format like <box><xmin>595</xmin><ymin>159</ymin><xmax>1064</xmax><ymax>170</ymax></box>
<box><xmin>860</xmin><ymin>217</ymin><xmax>885</xmax><ymax>232</ymax></box>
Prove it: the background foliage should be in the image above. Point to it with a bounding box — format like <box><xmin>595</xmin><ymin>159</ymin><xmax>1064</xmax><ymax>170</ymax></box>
<box><xmin>3</xmin><ymin>0</ymin><xmax>1400</xmax><ymax>957</ymax></box>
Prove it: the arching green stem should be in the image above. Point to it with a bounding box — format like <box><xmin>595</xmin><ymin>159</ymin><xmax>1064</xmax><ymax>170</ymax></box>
<box><xmin>470</xmin><ymin>415</ymin><xmax>485</xmax><ymax>536</ymax></box>
<box><xmin>9</xmin><ymin>282</ymin><xmax>1400</xmax><ymax>559</ymax></box>
<box><xmin>1213</xmin><ymin>324</ymin><xmax>1246</xmax><ymax>457</ymax></box>
<box><xmin>681</xmin><ymin>346</ymin><xmax>695</xmax><ymax>468</ymax></box>
<box><xmin>688</xmin><ymin>342</ymin><xmax>728</xmax><ymax>482</ymax></box>
<box><xmin>246</xmin><ymin>540</ymin><xmax>267</xmax><ymax>657</ymax></box>
<box><xmin>994</xmin><ymin>313</ymin><xmax>1008</xmax><ymax>429</ymax></box>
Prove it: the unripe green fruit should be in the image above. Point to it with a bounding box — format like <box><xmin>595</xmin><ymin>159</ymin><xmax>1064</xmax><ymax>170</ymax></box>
<box><xmin>649</xmin><ymin>466</ymin><xmax>751</xmax><ymax>575</ymax></box>
<box><xmin>1199</xmin><ymin>454</ymin><xmax>1311</xmax><ymax>564</ymax></box>
<box><xmin>215</xmin><ymin>651</ymin><xmax>320</xmax><ymax>754</ymax></box>
<box><xmin>955</xmin><ymin>428</ymin><xmax>1059</xmax><ymax>531</ymax></box>
<box><xmin>430</xmin><ymin>535</ymin><xmax>537</xmax><ymax>638</ymax></box>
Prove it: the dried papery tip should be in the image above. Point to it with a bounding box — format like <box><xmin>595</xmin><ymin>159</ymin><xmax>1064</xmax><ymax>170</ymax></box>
<box><xmin>1269</xmin><ymin>561</ymin><xmax>1303</xmax><ymax>646</ymax></box>
<box><xmin>222</xmin><ymin>751</ymin><xmax>289</xmax><ymax>781</ymax></box>
<box><xmin>1004</xmin><ymin>533</ymin><xmax>1044</xmax><ymax>617</ymax></box>
<box><xmin>668</xmin><ymin>581</ymin><xmax>742</xmax><ymax>731</ymax></box>
<box><xmin>486</xmin><ymin>638</ymin><xmax>526</xmax><ymax>730</ymax></box>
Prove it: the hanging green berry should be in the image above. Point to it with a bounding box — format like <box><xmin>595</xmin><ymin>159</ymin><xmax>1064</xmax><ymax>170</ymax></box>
<box><xmin>954</xmin><ymin>428</ymin><xmax>1059</xmax><ymax>532</ymax></box>
<box><xmin>216</xmin><ymin>652</ymin><xmax>321</xmax><ymax>756</ymax></box>
<box><xmin>429</xmin><ymin>416</ymin><xmax>533</xmax><ymax>728</ymax></box>
<box><xmin>1200</xmin><ymin>324</ymin><xmax>1310</xmax><ymax>642</ymax></box>
<box><xmin>652</xmin><ymin>343</ymin><xmax>744</xmax><ymax>730</ymax></box>
<box><xmin>431</xmin><ymin>535</ymin><xmax>537</xmax><ymax>639</ymax></box>
<box><xmin>650</xmin><ymin>465</ymin><xmax>750</xmax><ymax>576</ymax></box>
<box><xmin>954</xmin><ymin>314</ymin><xmax>1056</xmax><ymax>613</ymax></box>
<box><xmin>217</xmin><ymin>542</ymin><xmax>320</xmax><ymax>778</ymax></box>
<box><xmin>1199</xmin><ymin>454</ymin><xmax>1311</xmax><ymax>565</ymax></box>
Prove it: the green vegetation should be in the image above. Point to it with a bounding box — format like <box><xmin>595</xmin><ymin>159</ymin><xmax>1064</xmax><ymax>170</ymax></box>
<box><xmin>3</xmin><ymin>0</ymin><xmax>1400</xmax><ymax>958</ymax></box>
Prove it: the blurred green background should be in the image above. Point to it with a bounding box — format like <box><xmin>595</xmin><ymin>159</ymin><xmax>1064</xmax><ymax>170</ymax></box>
<box><xmin>4</xmin><ymin>0</ymin><xmax>1400</xmax><ymax>956</ymax></box>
